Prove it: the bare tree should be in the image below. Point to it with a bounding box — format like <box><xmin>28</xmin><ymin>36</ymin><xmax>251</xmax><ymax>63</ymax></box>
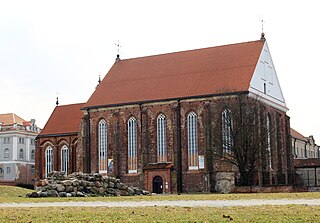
<box><xmin>212</xmin><ymin>93</ymin><xmax>276</xmax><ymax>186</ymax></box>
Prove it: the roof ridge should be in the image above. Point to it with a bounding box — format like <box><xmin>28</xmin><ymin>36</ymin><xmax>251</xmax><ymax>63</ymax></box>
<box><xmin>119</xmin><ymin>39</ymin><xmax>263</xmax><ymax>62</ymax></box>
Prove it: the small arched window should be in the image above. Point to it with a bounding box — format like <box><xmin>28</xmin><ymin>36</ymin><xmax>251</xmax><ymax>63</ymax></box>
<box><xmin>45</xmin><ymin>146</ymin><xmax>53</xmax><ymax>178</ymax></box>
<box><xmin>128</xmin><ymin>117</ymin><xmax>137</xmax><ymax>173</ymax></box>
<box><xmin>222</xmin><ymin>108</ymin><xmax>233</xmax><ymax>154</ymax></box>
<box><xmin>61</xmin><ymin>145</ymin><xmax>69</xmax><ymax>175</ymax></box>
<box><xmin>187</xmin><ymin>112</ymin><xmax>198</xmax><ymax>170</ymax></box>
<box><xmin>19</xmin><ymin>149</ymin><xmax>24</xmax><ymax>159</ymax></box>
<box><xmin>0</xmin><ymin>167</ymin><xmax>3</xmax><ymax>174</ymax></box>
<box><xmin>98</xmin><ymin>119</ymin><xmax>107</xmax><ymax>173</ymax></box>
<box><xmin>4</xmin><ymin>148</ymin><xmax>9</xmax><ymax>159</ymax></box>
<box><xmin>157</xmin><ymin>114</ymin><xmax>167</xmax><ymax>163</ymax></box>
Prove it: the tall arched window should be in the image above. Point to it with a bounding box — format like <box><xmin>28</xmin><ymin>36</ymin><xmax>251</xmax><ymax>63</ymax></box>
<box><xmin>222</xmin><ymin>108</ymin><xmax>233</xmax><ymax>154</ymax></box>
<box><xmin>45</xmin><ymin>146</ymin><xmax>53</xmax><ymax>177</ymax></box>
<box><xmin>157</xmin><ymin>114</ymin><xmax>167</xmax><ymax>163</ymax></box>
<box><xmin>128</xmin><ymin>117</ymin><xmax>137</xmax><ymax>173</ymax></box>
<box><xmin>19</xmin><ymin>149</ymin><xmax>24</xmax><ymax>159</ymax></box>
<box><xmin>98</xmin><ymin>119</ymin><xmax>107</xmax><ymax>173</ymax></box>
<box><xmin>4</xmin><ymin>148</ymin><xmax>9</xmax><ymax>159</ymax></box>
<box><xmin>61</xmin><ymin>145</ymin><xmax>69</xmax><ymax>175</ymax></box>
<box><xmin>187</xmin><ymin>112</ymin><xmax>198</xmax><ymax>170</ymax></box>
<box><xmin>266</xmin><ymin>114</ymin><xmax>272</xmax><ymax>169</ymax></box>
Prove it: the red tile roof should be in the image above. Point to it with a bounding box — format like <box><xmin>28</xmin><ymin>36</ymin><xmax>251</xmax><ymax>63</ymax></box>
<box><xmin>38</xmin><ymin>103</ymin><xmax>84</xmax><ymax>136</ymax></box>
<box><xmin>0</xmin><ymin>113</ymin><xmax>26</xmax><ymax>125</ymax></box>
<box><xmin>84</xmin><ymin>39</ymin><xmax>264</xmax><ymax>109</ymax></box>
<box><xmin>291</xmin><ymin>128</ymin><xmax>305</xmax><ymax>140</ymax></box>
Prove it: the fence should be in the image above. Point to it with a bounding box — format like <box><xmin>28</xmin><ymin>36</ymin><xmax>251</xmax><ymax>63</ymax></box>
<box><xmin>233</xmin><ymin>170</ymin><xmax>296</xmax><ymax>187</ymax></box>
<box><xmin>295</xmin><ymin>168</ymin><xmax>320</xmax><ymax>187</ymax></box>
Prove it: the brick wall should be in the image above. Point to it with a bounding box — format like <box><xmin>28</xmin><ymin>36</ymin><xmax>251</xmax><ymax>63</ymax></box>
<box><xmin>36</xmin><ymin>94</ymin><xmax>293</xmax><ymax>192</ymax></box>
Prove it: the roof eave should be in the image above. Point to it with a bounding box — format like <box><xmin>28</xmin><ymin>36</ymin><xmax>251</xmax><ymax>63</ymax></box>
<box><xmin>82</xmin><ymin>90</ymin><xmax>250</xmax><ymax>110</ymax></box>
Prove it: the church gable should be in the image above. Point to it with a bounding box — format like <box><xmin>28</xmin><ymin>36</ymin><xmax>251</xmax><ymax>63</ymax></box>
<box><xmin>249</xmin><ymin>41</ymin><xmax>287</xmax><ymax>111</ymax></box>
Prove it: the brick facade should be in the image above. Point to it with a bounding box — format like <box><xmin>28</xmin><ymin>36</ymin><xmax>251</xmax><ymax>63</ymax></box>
<box><xmin>36</xmin><ymin>95</ymin><xmax>292</xmax><ymax>193</ymax></box>
<box><xmin>79</xmin><ymin>95</ymin><xmax>292</xmax><ymax>193</ymax></box>
<box><xmin>36</xmin><ymin>134</ymin><xmax>78</xmax><ymax>179</ymax></box>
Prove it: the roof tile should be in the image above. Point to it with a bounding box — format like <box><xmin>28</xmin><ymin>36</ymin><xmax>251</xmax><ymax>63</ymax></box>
<box><xmin>39</xmin><ymin>103</ymin><xmax>84</xmax><ymax>136</ymax></box>
<box><xmin>84</xmin><ymin>40</ymin><xmax>264</xmax><ymax>108</ymax></box>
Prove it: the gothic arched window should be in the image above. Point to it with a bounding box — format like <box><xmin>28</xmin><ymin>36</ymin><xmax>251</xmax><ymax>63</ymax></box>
<box><xmin>128</xmin><ymin>117</ymin><xmax>137</xmax><ymax>173</ymax></box>
<box><xmin>222</xmin><ymin>108</ymin><xmax>233</xmax><ymax>154</ymax></box>
<box><xmin>61</xmin><ymin>145</ymin><xmax>69</xmax><ymax>175</ymax></box>
<box><xmin>266</xmin><ymin>114</ymin><xmax>273</xmax><ymax>169</ymax></box>
<box><xmin>98</xmin><ymin>119</ymin><xmax>107</xmax><ymax>173</ymax></box>
<box><xmin>157</xmin><ymin>114</ymin><xmax>167</xmax><ymax>163</ymax></box>
<box><xmin>45</xmin><ymin>146</ymin><xmax>53</xmax><ymax>177</ymax></box>
<box><xmin>187</xmin><ymin>112</ymin><xmax>198</xmax><ymax>170</ymax></box>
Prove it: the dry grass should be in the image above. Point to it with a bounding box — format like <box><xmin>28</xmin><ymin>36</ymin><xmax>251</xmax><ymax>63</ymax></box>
<box><xmin>2</xmin><ymin>186</ymin><xmax>320</xmax><ymax>222</ymax></box>
<box><xmin>1</xmin><ymin>205</ymin><xmax>320</xmax><ymax>222</ymax></box>
<box><xmin>2</xmin><ymin>185</ymin><xmax>320</xmax><ymax>203</ymax></box>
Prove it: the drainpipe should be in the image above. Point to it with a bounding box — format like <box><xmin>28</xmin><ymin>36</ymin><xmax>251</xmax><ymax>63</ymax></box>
<box><xmin>139</xmin><ymin>103</ymin><xmax>143</xmax><ymax>169</ymax></box>
<box><xmin>85</xmin><ymin>109</ymin><xmax>91</xmax><ymax>173</ymax></box>
<box><xmin>176</xmin><ymin>100</ymin><xmax>183</xmax><ymax>193</ymax></box>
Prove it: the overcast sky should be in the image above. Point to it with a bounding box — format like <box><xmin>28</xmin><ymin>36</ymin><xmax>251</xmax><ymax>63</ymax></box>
<box><xmin>1</xmin><ymin>0</ymin><xmax>319</xmax><ymax>141</ymax></box>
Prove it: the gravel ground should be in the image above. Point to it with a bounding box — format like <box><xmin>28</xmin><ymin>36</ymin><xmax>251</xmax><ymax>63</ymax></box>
<box><xmin>1</xmin><ymin>199</ymin><xmax>320</xmax><ymax>208</ymax></box>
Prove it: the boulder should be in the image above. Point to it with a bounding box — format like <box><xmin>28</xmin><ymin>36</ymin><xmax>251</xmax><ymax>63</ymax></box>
<box><xmin>27</xmin><ymin>171</ymin><xmax>150</xmax><ymax>198</ymax></box>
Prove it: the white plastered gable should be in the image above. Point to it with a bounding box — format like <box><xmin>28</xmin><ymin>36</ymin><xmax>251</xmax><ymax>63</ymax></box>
<box><xmin>249</xmin><ymin>41</ymin><xmax>288</xmax><ymax>112</ymax></box>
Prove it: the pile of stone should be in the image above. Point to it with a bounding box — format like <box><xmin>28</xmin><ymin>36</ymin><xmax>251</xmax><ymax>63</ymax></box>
<box><xmin>27</xmin><ymin>171</ymin><xmax>150</xmax><ymax>198</ymax></box>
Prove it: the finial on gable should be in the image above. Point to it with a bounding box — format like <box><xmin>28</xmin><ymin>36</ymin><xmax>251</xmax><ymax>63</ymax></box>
<box><xmin>115</xmin><ymin>54</ymin><xmax>121</xmax><ymax>62</ymax></box>
<box><xmin>56</xmin><ymin>92</ymin><xmax>59</xmax><ymax>106</ymax></box>
<box><xmin>115</xmin><ymin>40</ymin><xmax>121</xmax><ymax>62</ymax></box>
<box><xmin>260</xmin><ymin>32</ymin><xmax>266</xmax><ymax>41</ymax></box>
<box><xmin>260</xmin><ymin>19</ymin><xmax>266</xmax><ymax>41</ymax></box>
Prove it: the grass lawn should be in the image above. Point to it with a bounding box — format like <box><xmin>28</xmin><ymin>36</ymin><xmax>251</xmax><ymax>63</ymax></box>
<box><xmin>2</xmin><ymin>185</ymin><xmax>320</xmax><ymax>203</ymax></box>
<box><xmin>1</xmin><ymin>205</ymin><xmax>320</xmax><ymax>222</ymax></box>
<box><xmin>2</xmin><ymin>186</ymin><xmax>320</xmax><ymax>222</ymax></box>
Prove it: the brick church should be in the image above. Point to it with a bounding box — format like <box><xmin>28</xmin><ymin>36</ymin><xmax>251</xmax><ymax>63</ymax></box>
<box><xmin>36</xmin><ymin>34</ymin><xmax>293</xmax><ymax>193</ymax></box>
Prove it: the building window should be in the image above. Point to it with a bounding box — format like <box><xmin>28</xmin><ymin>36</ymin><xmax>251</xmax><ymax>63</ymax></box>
<box><xmin>98</xmin><ymin>119</ymin><xmax>107</xmax><ymax>173</ymax></box>
<box><xmin>19</xmin><ymin>149</ymin><xmax>24</xmax><ymax>159</ymax></box>
<box><xmin>187</xmin><ymin>112</ymin><xmax>198</xmax><ymax>170</ymax></box>
<box><xmin>222</xmin><ymin>108</ymin><xmax>233</xmax><ymax>154</ymax></box>
<box><xmin>61</xmin><ymin>145</ymin><xmax>68</xmax><ymax>175</ymax></box>
<box><xmin>266</xmin><ymin>114</ymin><xmax>272</xmax><ymax>169</ymax></box>
<box><xmin>0</xmin><ymin>168</ymin><xmax>3</xmax><ymax>174</ymax></box>
<box><xmin>6</xmin><ymin>167</ymin><xmax>10</xmax><ymax>174</ymax></box>
<box><xmin>45</xmin><ymin>146</ymin><xmax>53</xmax><ymax>178</ymax></box>
<box><xmin>18</xmin><ymin>138</ymin><xmax>25</xmax><ymax>144</ymax></box>
<box><xmin>128</xmin><ymin>117</ymin><xmax>137</xmax><ymax>173</ymax></box>
<box><xmin>4</xmin><ymin>148</ymin><xmax>9</xmax><ymax>159</ymax></box>
<box><xmin>157</xmin><ymin>114</ymin><xmax>167</xmax><ymax>163</ymax></box>
<box><xmin>31</xmin><ymin>166</ymin><xmax>35</xmax><ymax>174</ymax></box>
<box><xmin>3</xmin><ymin>137</ymin><xmax>10</xmax><ymax>144</ymax></box>
<box><xmin>30</xmin><ymin>150</ymin><xmax>35</xmax><ymax>160</ymax></box>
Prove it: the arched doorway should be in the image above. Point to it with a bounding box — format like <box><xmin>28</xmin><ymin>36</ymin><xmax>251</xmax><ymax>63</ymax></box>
<box><xmin>153</xmin><ymin>176</ymin><xmax>163</xmax><ymax>194</ymax></box>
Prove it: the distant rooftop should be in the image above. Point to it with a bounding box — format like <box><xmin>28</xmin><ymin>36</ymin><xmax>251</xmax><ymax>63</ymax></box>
<box><xmin>0</xmin><ymin>113</ymin><xmax>26</xmax><ymax>126</ymax></box>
